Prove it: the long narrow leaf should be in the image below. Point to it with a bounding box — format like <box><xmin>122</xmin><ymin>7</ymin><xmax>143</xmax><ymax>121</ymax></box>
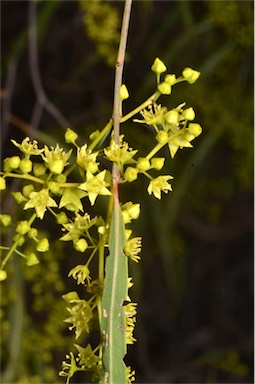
<box><xmin>101</xmin><ymin>202</ymin><xmax>128</xmax><ymax>384</ymax></box>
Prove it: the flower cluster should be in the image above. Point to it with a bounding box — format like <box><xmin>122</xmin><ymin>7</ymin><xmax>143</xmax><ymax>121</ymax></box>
<box><xmin>0</xmin><ymin>57</ymin><xmax>203</xmax><ymax>384</ymax></box>
<box><xmin>62</xmin><ymin>291</ymin><xmax>93</xmax><ymax>339</ymax></box>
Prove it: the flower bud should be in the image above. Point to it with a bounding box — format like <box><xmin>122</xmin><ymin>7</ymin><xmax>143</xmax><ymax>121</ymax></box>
<box><xmin>65</xmin><ymin>128</ymin><xmax>78</xmax><ymax>144</ymax></box>
<box><xmin>36</xmin><ymin>238</ymin><xmax>49</xmax><ymax>252</ymax></box>
<box><xmin>165</xmin><ymin>110</ymin><xmax>179</xmax><ymax>125</ymax></box>
<box><xmin>127</xmin><ymin>203</ymin><xmax>140</xmax><ymax>220</ymax></box>
<box><xmin>157</xmin><ymin>82</ymin><xmax>171</xmax><ymax>95</ymax></box>
<box><xmin>48</xmin><ymin>181</ymin><xmax>60</xmax><ymax>194</ymax></box>
<box><xmin>12</xmin><ymin>234</ymin><xmax>25</xmax><ymax>246</ymax></box>
<box><xmin>16</xmin><ymin>220</ymin><xmax>31</xmax><ymax>235</ymax></box>
<box><xmin>56</xmin><ymin>174</ymin><xmax>67</xmax><ymax>183</ymax></box>
<box><xmin>188</xmin><ymin>123</ymin><xmax>202</xmax><ymax>137</ymax></box>
<box><xmin>62</xmin><ymin>291</ymin><xmax>80</xmax><ymax>303</ymax></box>
<box><xmin>151</xmin><ymin>157</ymin><xmax>165</xmax><ymax>170</ymax></box>
<box><xmin>0</xmin><ymin>214</ymin><xmax>12</xmax><ymax>226</ymax></box>
<box><xmin>56</xmin><ymin>212</ymin><xmax>69</xmax><ymax>225</ymax></box>
<box><xmin>182</xmin><ymin>67</ymin><xmax>200</xmax><ymax>84</ymax></box>
<box><xmin>33</xmin><ymin>163</ymin><xmax>46</xmax><ymax>177</ymax></box>
<box><xmin>136</xmin><ymin>158</ymin><xmax>151</xmax><ymax>171</ymax></box>
<box><xmin>22</xmin><ymin>184</ymin><xmax>34</xmax><ymax>198</ymax></box>
<box><xmin>89</xmin><ymin>130</ymin><xmax>100</xmax><ymax>141</ymax></box>
<box><xmin>26</xmin><ymin>253</ymin><xmax>39</xmax><ymax>266</ymax></box>
<box><xmin>28</xmin><ymin>228</ymin><xmax>38</xmax><ymax>238</ymax></box>
<box><xmin>98</xmin><ymin>226</ymin><xmax>105</xmax><ymax>235</ymax></box>
<box><xmin>3</xmin><ymin>158</ymin><xmax>11</xmax><ymax>172</ymax></box>
<box><xmin>182</xmin><ymin>107</ymin><xmax>195</xmax><ymax>121</ymax></box>
<box><xmin>8</xmin><ymin>156</ymin><xmax>20</xmax><ymax>169</ymax></box>
<box><xmin>49</xmin><ymin>159</ymin><xmax>65</xmax><ymax>175</ymax></box>
<box><xmin>75</xmin><ymin>238</ymin><xmax>88</xmax><ymax>253</ymax></box>
<box><xmin>124</xmin><ymin>167</ymin><xmax>138</xmax><ymax>182</ymax></box>
<box><xmin>12</xmin><ymin>192</ymin><xmax>27</xmax><ymax>204</ymax></box>
<box><xmin>156</xmin><ymin>131</ymin><xmax>169</xmax><ymax>144</ymax></box>
<box><xmin>0</xmin><ymin>270</ymin><xmax>7</xmax><ymax>281</ymax></box>
<box><xmin>19</xmin><ymin>158</ymin><xmax>33</xmax><ymax>173</ymax></box>
<box><xmin>120</xmin><ymin>84</ymin><xmax>129</xmax><ymax>101</ymax></box>
<box><xmin>151</xmin><ymin>58</ymin><xmax>167</xmax><ymax>75</ymax></box>
<box><xmin>0</xmin><ymin>177</ymin><xmax>6</xmax><ymax>190</ymax></box>
<box><xmin>164</xmin><ymin>74</ymin><xmax>177</xmax><ymax>85</ymax></box>
<box><xmin>86</xmin><ymin>161</ymin><xmax>99</xmax><ymax>174</ymax></box>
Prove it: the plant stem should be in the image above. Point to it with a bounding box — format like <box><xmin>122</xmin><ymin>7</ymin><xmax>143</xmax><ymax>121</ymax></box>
<box><xmin>113</xmin><ymin>0</ymin><xmax>132</xmax><ymax>145</ymax></box>
<box><xmin>111</xmin><ymin>0</ymin><xmax>132</xmax><ymax>209</ymax></box>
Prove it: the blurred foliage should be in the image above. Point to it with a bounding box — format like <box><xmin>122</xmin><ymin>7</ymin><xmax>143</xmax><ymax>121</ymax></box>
<box><xmin>79</xmin><ymin>0</ymin><xmax>121</xmax><ymax>66</ymax></box>
<box><xmin>0</xmin><ymin>1</ymin><xmax>253</xmax><ymax>383</ymax></box>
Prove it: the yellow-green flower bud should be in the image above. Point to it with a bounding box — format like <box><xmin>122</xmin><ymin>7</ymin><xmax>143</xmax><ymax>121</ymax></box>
<box><xmin>36</xmin><ymin>238</ymin><xmax>49</xmax><ymax>252</ymax></box>
<box><xmin>16</xmin><ymin>220</ymin><xmax>31</xmax><ymax>235</ymax></box>
<box><xmin>48</xmin><ymin>181</ymin><xmax>60</xmax><ymax>194</ymax></box>
<box><xmin>127</xmin><ymin>203</ymin><xmax>140</xmax><ymax>220</ymax></box>
<box><xmin>124</xmin><ymin>167</ymin><xmax>138</xmax><ymax>182</ymax></box>
<box><xmin>56</xmin><ymin>174</ymin><xmax>67</xmax><ymax>183</ymax></box>
<box><xmin>0</xmin><ymin>177</ymin><xmax>6</xmax><ymax>190</ymax></box>
<box><xmin>164</xmin><ymin>74</ymin><xmax>177</xmax><ymax>85</ymax></box>
<box><xmin>156</xmin><ymin>131</ymin><xmax>169</xmax><ymax>144</ymax></box>
<box><xmin>165</xmin><ymin>110</ymin><xmax>179</xmax><ymax>125</ymax></box>
<box><xmin>12</xmin><ymin>192</ymin><xmax>27</xmax><ymax>204</ymax></box>
<box><xmin>188</xmin><ymin>123</ymin><xmax>202</xmax><ymax>137</ymax></box>
<box><xmin>157</xmin><ymin>82</ymin><xmax>171</xmax><ymax>95</ymax></box>
<box><xmin>65</xmin><ymin>128</ymin><xmax>78</xmax><ymax>144</ymax></box>
<box><xmin>28</xmin><ymin>228</ymin><xmax>38</xmax><ymax>238</ymax></box>
<box><xmin>33</xmin><ymin>163</ymin><xmax>46</xmax><ymax>177</ymax></box>
<box><xmin>89</xmin><ymin>130</ymin><xmax>100</xmax><ymax>141</ymax></box>
<box><xmin>136</xmin><ymin>157</ymin><xmax>151</xmax><ymax>171</ymax></box>
<box><xmin>8</xmin><ymin>156</ymin><xmax>20</xmax><ymax>169</ymax></box>
<box><xmin>120</xmin><ymin>84</ymin><xmax>129</xmax><ymax>101</ymax></box>
<box><xmin>98</xmin><ymin>226</ymin><xmax>105</xmax><ymax>235</ymax></box>
<box><xmin>151</xmin><ymin>157</ymin><xmax>165</xmax><ymax>170</ymax></box>
<box><xmin>26</xmin><ymin>253</ymin><xmax>39</xmax><ymax>266</ymax></box>
<box><xmin>62</xmin><ymin>291</ymin><xmax>80</xmax><ymax>303</ymax></box>
<box><xmin>49</xmin><ymin>159</ymin><xmax>65</xmax><ymax>175</ymax></box>
<box><xmin>19</xmin><ymin>158</ymin><xmax>33</xmax><ymax>173</ymax></box>
<box><xmin>182</xmin><ymin>67</ymin><xmax>200</xmax><ymax>84</ymax></box>
<box><xmin>151</xmin><ymin>58</ymin><xmax>167</xmax><ymax>75</ymax></box>
<box><xmin>0</xmin><ymin>270</ymin><xmax>7</xmax><ymax>281</ymax></box>
<box><xmin>0</xmin><ymin>214</ymin><xmax>12</xmax><ymax>226</ymax></box>
<box><xmin>12</xmin><ymin>234</ymin><xmax>25</xmax><ymax>246</ymax></box>
<box><xmin>182</xmin><ymin>107</ymin><xmax>195</xmax><ymax>121</ymax></box>
<box><xmin>86</xmin><ymin>161</ymin><xmax>99</xmax><ymax>174</ymax></box>
<box><xmin>75</xmin><ymin>238</ymin><xmax>88</xmax><ymax>252</ymax></box>
<box><xmin>56</xmin><ymin>212</ymin><xmax>69</xmax><ymax>225</ymax></box>
<box><xmin>22</xmin><ymin>184</ymin><xmax>34</xmax><ymax>198</ymax></box>
<box><xmin>3</xmin><ymin>158</ymin><xmax>11</xmax><ymax>172</ymax></box>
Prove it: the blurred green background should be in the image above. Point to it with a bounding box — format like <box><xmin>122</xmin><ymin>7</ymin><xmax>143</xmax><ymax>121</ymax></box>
<box><xmin>1</xmin><ymin>1</ymin><xmax>253</xmax><ymax>383</ymax></box>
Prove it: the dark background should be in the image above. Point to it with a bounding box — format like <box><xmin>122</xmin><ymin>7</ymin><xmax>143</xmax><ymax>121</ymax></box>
<box><xmin>1</xmin><ymin>1</ymin><xmax>253</xmax><ymax>383</ymax></box>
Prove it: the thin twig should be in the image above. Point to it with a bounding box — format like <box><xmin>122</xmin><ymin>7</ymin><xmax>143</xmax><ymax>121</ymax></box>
<box><xmin>112</xmin><ymin>0</ymin><xmax>132</xmax><ymax>144</ymax></box>
<box><xmin>28</xmin><ymin>1</ymin><xmax>72</xmax><ymax>129</ymax></box>
<box><xmin>112</xmin><ymin>0</ymin><xmax>132</xmax><ymax>202</ymax></box>
<box><xmin>1</xmin><ymin>58</ymin><xmax>18</xmax><ymax>145</ymax></box>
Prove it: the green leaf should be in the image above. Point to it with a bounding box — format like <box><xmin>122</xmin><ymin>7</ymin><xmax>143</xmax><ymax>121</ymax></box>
<box><xmin>101</xmin><ymin>201</ymin><xmax>128</xmax><ymax>384</ymax></box>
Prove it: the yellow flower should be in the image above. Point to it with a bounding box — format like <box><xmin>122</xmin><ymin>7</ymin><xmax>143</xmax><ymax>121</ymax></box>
<box><xmin>147</xmin><ymin>175</ymin><xmax>173</xmax><ymax>199</ymax></box>
<box><xmin>42</xmin><ymin>144</ymin><xmax>72</xmax><ymax>174</ymax></box>
<box><xmin>68</xmin><ymin>265</ymin><xmax>91</xmax><ymax>285</ymax></box>
<box><xmin>24</xmin><ymin>188</ymin><xmax>57</xmax><ymax>219</ymax></box>
<box><xmin>78</xmin><ymin>170</ymin><xmax>111</xmax><ymax>205</ymax></box>
<box><xmin>11</xmin><ymin>137</ymin><xmax>44</xmax><ymax>156</ymax></box>
<box><xmin>124</xmin><ymin>237</ymin><xmax>142</xmax><ymax>263</ymax></box>
<box><xmin>104</xmin><ymin>135</ymin><xmax>137</xmax><ymax>167</ymax></box>
<box><xmin>77</xmin><ymin>144</ymin><xmax>99</xmax><ymax>173</ymax></box>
